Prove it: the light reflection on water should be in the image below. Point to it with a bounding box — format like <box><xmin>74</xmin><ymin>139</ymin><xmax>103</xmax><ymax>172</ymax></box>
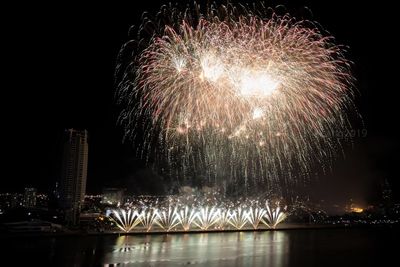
<box><xmin>3</xmin><ymin>228</ymin><xmax>397</xmax><ymax>266</ymax></box>
<box><xmin>104</xmin><ymin>231</ymin><xmax>289</xmax><ymax>267</ymax></box>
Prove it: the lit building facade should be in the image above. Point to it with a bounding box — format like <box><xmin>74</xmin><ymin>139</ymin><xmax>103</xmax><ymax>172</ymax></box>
<box><xmin>23</xmin><ymin>187</ymin><xmax>37</xmax><ymax>208</ymax></box>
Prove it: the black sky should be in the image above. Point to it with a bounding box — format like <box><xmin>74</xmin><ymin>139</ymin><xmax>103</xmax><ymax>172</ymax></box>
<box><xmin>3</xmin><ymin>1</ymin><xmax>398</xmax><ymax>204</ymax></box>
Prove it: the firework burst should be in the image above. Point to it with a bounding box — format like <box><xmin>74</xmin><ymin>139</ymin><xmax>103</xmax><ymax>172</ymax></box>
<box><xmin>247</xmin><ymin>207</ymin><xmax>267</xmax><ymax>229</ymax></box>
<box><xmin>176</xmin><ymin>206</ymin><xmax>198</xmax><ymax>231</ymax></box>
<box><xmin>117</xmin><ymin>3</ymin><xmax>354</xmax><ymax>190</ymax></box>
<box><xmin>110</xmin><ymin>209</ymin><xmax>141</xmax><ymax>233</ymax></box>
<box><xmin>139</xmin><ymin>208</ymin><xmax>159</xmax><ymax>232</ymax></box>
<box><xmin>228</xmin><ymin>207</ymin><xmax>249</xmax><ymax>230</ymax></box>
<box><xmin>156</xmin><ymin>206</ymin><xmax>180</xmax><ymax>231</ymax></box>
<box><xmin>107</xmin><ymin>201</ymin><xmax>287</xmax><ymax>233</ymax></box>
<box><xmin>262</xmin><ymin>202</ymin><xmax>288</xmax><ymax>229</ymax></box>
<box><xmin>194</xmin><ymin>206</ymin><xmax>220</xmax><ymax>230</ymax></box>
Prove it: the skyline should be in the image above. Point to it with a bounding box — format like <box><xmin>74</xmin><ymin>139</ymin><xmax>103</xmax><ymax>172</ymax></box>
<box><xmin>3</xmin><ymin>1</ymin><xmax>398</xmax><ymax>205</ymax></box>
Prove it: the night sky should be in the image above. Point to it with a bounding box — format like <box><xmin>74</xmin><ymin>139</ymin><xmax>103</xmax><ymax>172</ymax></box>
<box><xmin>3</xmin><ymin>1</ymin><xmax>398</xmax><ymax>205</ymax></box>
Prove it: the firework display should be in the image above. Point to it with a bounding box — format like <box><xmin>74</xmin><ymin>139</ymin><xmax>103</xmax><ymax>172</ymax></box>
<box><xmin>116</xmin><ymin>3</ymin><xmax>354</xmax><ymax>190</ymax></box>
<box><xmin>108</xmin><ymin>201</ymin><xmax>287</xmax><ymax>233</ymax></box>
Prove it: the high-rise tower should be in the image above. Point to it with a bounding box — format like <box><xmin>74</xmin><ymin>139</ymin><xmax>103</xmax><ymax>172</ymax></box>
<box><xmin>60</xmin><ymin>129</ymin><xmax>88</xmax><ymax>225</ymax></box>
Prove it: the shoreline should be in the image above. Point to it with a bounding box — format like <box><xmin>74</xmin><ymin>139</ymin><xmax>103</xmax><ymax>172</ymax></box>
<box><xmin>1</xmin><ymin>223</ymin><xmax>398</xmax><ymax>238</ymax></box>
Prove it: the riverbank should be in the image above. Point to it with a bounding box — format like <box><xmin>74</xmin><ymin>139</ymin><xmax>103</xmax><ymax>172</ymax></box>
<box><xmin>1</xmin><ymin>222</ymin><xmax>398</xmax><ymax>238</ymax></box>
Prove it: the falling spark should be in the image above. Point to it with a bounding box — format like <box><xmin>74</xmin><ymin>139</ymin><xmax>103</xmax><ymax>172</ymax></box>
<box><xmin>116</xmin><ymin>3</ymin><xmax>355</xmax><ymax>189</ymax></box>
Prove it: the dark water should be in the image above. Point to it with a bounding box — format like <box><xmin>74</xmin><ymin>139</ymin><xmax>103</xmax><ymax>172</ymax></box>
<box><xmin>1</xmin><ymin>228</ymin><xmax>398</xmax><ymax>266</ymax></box>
